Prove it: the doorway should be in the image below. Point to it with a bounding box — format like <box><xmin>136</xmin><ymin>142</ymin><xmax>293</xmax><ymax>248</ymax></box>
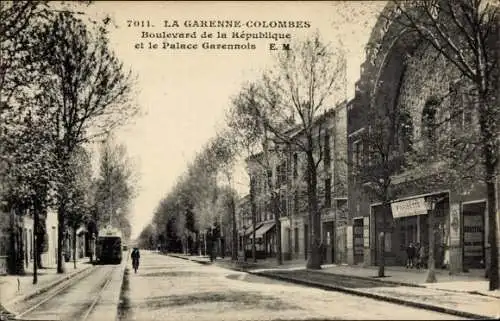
<box><xmin>462</xmin><ymin>202</ymin><xmax>486</xmax><ymax>269</ymax></box>
<box><xmin>353</xmin><ymin>218</ymin><xmax>364</xmax><ymax>264</ymax></box>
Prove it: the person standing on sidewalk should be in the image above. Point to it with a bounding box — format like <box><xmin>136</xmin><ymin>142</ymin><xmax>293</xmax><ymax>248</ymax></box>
<box><xmin>418</xmin><ymin>244</ymin><xmax>426</xmax><ymax>269</ymax></box>
<box><xmin>406</xmin><ymin>243</ymin><xmax>415</xmax><ymax>268</ymax></box>
<box><xmin>414</xmin><ymin>243</ymin><xmax>421</xmax><ymax>269</ymax></box>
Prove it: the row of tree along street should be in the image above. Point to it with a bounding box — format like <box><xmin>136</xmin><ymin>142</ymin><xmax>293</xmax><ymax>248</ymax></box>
<box><xmin>0</xmin><ymin>0</ymin><xmax>138</xmax><ymax>298</ymax></box>
<box><xmin>138</xmin><ymin>0</ymin><xmax>499</xmax><ymax>291</ymax></box>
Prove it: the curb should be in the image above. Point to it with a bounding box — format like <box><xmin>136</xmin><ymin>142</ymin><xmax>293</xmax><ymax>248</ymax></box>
<box><xmin>254</xmin><ymin>271</ymin><xmax>494</xmax><ymax>320</ymax></box>
<box><xmin>168</xmin><ymin>254</ymin><xmax>212</xmax><ymax>265</ymax></box>
<box><xmin>317</xmin><ymin>271</ymin><xmax>424</xmax><ymax>288</ymax></box>
<box><xmin>109</xmin><ymin>256</ymin><xmax>128</xmax><ymax>321</ymax></box>
<box><xmin>88</xmin><ymin>256</ymin><xmax>128</xmax><ymax>321</ymax></box>
<box><xmin>5</xmin><ymin>263</ymin><xmax>94</xmax><ymax>308</ymax></box>
<box><xmin>167</xmin><ymin>254</ymin><xmax>495</xmax><ymax>319</ymax></box>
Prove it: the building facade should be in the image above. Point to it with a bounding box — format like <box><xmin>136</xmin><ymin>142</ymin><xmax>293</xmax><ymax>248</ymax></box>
<box><xmin>244</xmin><ymin>101</ymin><xmax>348</xmax><ymax>263</ymax></box>
<box><xmin>0</xmin><ymin>208</ymin><xmax>59</xmax><ymax>275</ymax></box>
<box><xmin>347</xmin><ymin>3</ymin><xmax>500</xmax><ymax>273</ymax></box>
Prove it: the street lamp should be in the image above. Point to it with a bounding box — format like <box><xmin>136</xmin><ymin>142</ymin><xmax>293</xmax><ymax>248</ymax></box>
<box><xmin>425</xmin><ymin>196</ymin><xmax>438</xmax><ymax>283</ymax></box>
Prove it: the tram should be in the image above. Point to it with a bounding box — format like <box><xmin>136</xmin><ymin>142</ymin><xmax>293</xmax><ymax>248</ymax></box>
<box><xmin>95</xmin><ymin>226</ymin><xmax>122</xmax><ymax>264</ymax></box>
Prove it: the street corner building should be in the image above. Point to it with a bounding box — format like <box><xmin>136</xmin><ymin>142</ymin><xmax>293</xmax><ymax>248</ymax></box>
<box><xmin>0</xmin><ymin>207</ymin><xmax>58</xmax><ymax>275</ymax></box>
<box><xmin>346</xmin><ymin>3</ymin><xmax>500</xmax><ymax>274</ymax></box>
<box><xmin>239</xmin><ymin>101</ymin><xmax>349</xmax><ymax>264</ymax></box>
<box><xmin>0</xmin><ymin>206</ymin><xmax>92</xmax><ymax>275</ymax></box>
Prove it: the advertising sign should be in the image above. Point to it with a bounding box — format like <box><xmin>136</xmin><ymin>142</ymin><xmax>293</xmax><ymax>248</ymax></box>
<box><xmin>391</xmin><ymin>198</ymin><xmax>428</xmax><ymax>218</ymax></box>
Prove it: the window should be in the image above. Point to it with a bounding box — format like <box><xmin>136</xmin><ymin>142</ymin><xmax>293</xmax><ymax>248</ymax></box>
<box><xmin>276</xmin><ymin>161</ymin><xmax>287</xmax><ymax>187</ymax></box>
<box><xmin>450</xmin><ymin>80</ymin><xmax>474</xmax><ymax>129</ymax></box>
<box><xmin>324</xmin><ymin>132</ymin><xmax>331</xmax><ymax>168</ymax></box>
<box><xmin>294</xmin><ymin>228</ymin><xmax>299</xmax><ymax>253</ymax></box>
<box><xmin>324</xmin><ymin>178</ymin><xmax>331</xmax><ymax>208</ymax></box>
<box><xmin>267</xmin><ymin>170</ymin><xmax>273</xmax><ymax>189</ymax></box>
<box><xmin>294</xmin><ymin>190</ymin><xmax>299</xmax><ymax>215</ymax></box>
<box><xmin>279</xmin><ymin>191</ymin><xmax>286</xmax><ymax>217</ymax></box>
<box><xmin>293</xmin><ymin>153</ymin><xmax>298</xmax><ymax>179</ymax></box>
<box><xmin>353</xmin><ymin>140</ymin><xmax>363</xmax><ymax>169</ymax></box>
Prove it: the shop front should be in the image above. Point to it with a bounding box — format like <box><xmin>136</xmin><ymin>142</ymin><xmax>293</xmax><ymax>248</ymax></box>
<box><xmin>260</xmin><ymin>222</ymin><xmax>276</xmax><ymax>257</ymax></box>
<box><xmin>462</xmin><ymin>201</ymin><xmax>486</xmax><ymax>269</ymax></box>
<box><xmin>322</xmin><ymin>221</ymin><xmax>335</xmax><ymax>264</ymax></box>
<box><xmin>353</xmin><ymin>218</ymin><xmax>364</xmax><ymax>264</ymax></box>
<box><xmin>373</xmin><ymin>194</ymin><xmax>449</xmax><ymax>268</ymax></box>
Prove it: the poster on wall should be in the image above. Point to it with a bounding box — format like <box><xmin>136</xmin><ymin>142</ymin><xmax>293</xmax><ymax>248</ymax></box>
<box><xmin>363</xmin><ymin>217</ymin><xmax>370</xmax><ymax>248</ymax></box>
<box><xmin>449</xmin><ymin>203</ymin><xmax>460</xmax><ymax>245</ymax></box>
<box><xmin>353</xmin><ymin>219</ymin><xmax>364</xmax><ymax>256</ymax></box>
<box><xmin>347</xmin><ymin>226</ymin><xmax>353</xmax><ymax>250</ymax></box>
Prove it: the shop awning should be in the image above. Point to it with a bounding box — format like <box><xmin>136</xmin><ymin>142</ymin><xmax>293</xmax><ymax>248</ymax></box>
<box><xmin>391</xmin><ymin>198</ymin><xmax>428</xmax><ymax>219</ymax></box>
<box><xmin>243</xmin><ymin>224</ymin><xmax>262</xmax><ymax>237</ymax></box>
<box><xmin>255</xmin><ymin>222</ymin><xmax>275</xmax><ymax>238</ymax></box>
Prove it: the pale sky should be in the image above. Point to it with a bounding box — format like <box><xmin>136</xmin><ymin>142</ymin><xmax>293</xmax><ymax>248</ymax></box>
<box><xmin>82</xmin><ymin>1</ymin><xmax>386</xmax><ymax>239</ymax></box>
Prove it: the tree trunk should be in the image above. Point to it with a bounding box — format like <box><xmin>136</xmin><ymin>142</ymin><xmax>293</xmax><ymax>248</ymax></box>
<box><xmin>378</xmin><ymin>203</ymin><xmax>387</xmax><ymax>277</ymax></box>
<box><xmin>306</xmin><ymin>151</ymin><xmax>322</xmax><ymax>270</ymax></box>
<box><xmin>57</xmin><ymin>203</ymin><xmax>65</xmax><ymax>274</ymax></box>
<box><xmin>72</xmin><ymin>228</ymin><xmax>77</xmax><ymax>269</ymax></box>
<box><xmin>204</xmin><ymin>233</ymin><xmax>207</xmax><ymax>256</ymax></box>
<box><xmin>33</xmin><ymin>202</ymin><xmax>40</xmax><ymax>284</ymax></box>
<box><xmin>36</xmin><ymin>231</ymin><xmax>44</xmax><ymax>269</ymax></box>
<box><xmin>250</xmin><ymin>178</ymin><xmax>257</xmax><ymax>262</ymax></box>
<box><xmin>15</xmin><ymin>212</ymin><xmax>26</xmax><ymax>275</ymax></box>
<box><xmin>486</xmin><ymin>177</ymin><xmax>498</xmax><ymax>290</ymax></box>
<box><xmin>478</xmin><ymin>90</ymin><xmax>499</xmax><ymax>290</ymax></box>
<box><xmin>231</xmin><ymin>196</ymin><xmax>238</xmax><ymax>261</ymax></box>
<box><xmin>378</xmin><ymin>232</ymin><xmax>385</xmax><ymax>277</ymax></box>
<box><xmin>273</xmin><ymin>193</ymin><xmax>283</xmax><ymax>265</ymax></box>
<box><xmin>8</xmin><ymin>208</ymin><xmax>16</xmax><ymax>274</ymax></box>
<box><xmin>426</xmin><ymin>204</ymin><xmax>437</xmax><ymax>283</ymax></box>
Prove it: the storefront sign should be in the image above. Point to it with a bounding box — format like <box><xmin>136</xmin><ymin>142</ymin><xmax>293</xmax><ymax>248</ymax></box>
<box><xmin>391</xmin><ymin>198</ymin><xmax>428</xmax><ymax>218</ymax></box>
<box><xmin>363</xmin><ymin>217</ymin><xmax>370</xmax><ymax>248</ymax></box>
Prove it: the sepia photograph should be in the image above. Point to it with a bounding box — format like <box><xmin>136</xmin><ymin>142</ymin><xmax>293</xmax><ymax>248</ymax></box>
<box><xmin>0</xmin><ymin>1</ymin><xmax>499</xmax><ymax>320</ymax></box>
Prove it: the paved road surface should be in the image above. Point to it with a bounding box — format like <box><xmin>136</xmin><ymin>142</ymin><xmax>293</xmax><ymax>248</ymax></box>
<box><xmin>14</xmin><ymin>264</ymin><xmax>121</xmax><ymax>321</ymax></box>
<box><xmin>118</xmin><ymin>251</ymin><xmax>465</xmax><ymax>321</ymax></box>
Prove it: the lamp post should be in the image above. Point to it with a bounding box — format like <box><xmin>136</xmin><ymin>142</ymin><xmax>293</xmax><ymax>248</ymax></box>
<box><xmin>425</xmin><ymin>197</ymin><xmax>438</xmax><ymax>283</ymax></box>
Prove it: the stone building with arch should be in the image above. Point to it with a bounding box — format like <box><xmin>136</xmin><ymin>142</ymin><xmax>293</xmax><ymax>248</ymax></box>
<box><xmin>347</xmin><ymin>2</ymin><xmax>499</xmax><ymax>274</ymax></box>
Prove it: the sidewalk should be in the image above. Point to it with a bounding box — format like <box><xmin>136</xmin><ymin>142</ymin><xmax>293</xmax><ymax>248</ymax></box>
<box><xmin>169</xmin><ymin>253</ymin><xmax>500</xmax><ymax>319</ymax></box>
<box><xmin>319</xmin><ymin>264</ymin><xmax>500</xmax><ymax>298</ymax></box>
<box><xmin>0</xmin><ymin>259</ymin><xmax>93</xmax><ymax>312</ymax></box>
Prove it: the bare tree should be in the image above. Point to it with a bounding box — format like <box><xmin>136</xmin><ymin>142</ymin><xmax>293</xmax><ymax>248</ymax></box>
<box><xmin>92</xmin><ymin>134</ymin><xmax>137</xmax><ymax>242</ymax></box>
<box><xmin>207</xmin><ymin>131</ymin><xmax>239</xmax><ymax>261</ymax></box>
<box><xmin>236</xmin><ymin>34</ymin><xmax>347</xmax><ymax>269</ymax></box>
<box><xmin>228</xmin><ymin>83</ymin><xmax>296</xmax><ymax>265</ymax></box>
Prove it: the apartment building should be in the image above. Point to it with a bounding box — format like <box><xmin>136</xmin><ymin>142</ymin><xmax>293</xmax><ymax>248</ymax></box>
<box><xmin>244</xmin><ymin>101</ymin><xmax>348</xmax><ymax>263</ymax></box>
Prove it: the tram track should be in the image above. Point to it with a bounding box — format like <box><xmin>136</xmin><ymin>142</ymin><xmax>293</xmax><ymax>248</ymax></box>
<box><xmin>14</xmin><ymin>265</ymin><xmax>120</xmax><ymax>321</ymax></box>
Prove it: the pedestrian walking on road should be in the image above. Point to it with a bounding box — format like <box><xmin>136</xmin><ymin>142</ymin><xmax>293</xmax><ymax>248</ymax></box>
<box><xmin>131</xmin><ymin>247</ymin><xmax>140</xmax><ymax>273</ymax></box>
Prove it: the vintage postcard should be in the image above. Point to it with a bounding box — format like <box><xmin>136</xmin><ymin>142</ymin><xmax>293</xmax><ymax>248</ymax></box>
<box><xmin>1</xmin><ymin>1</ymin><xmax>499</xmax><ymax>320</ymax></box>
